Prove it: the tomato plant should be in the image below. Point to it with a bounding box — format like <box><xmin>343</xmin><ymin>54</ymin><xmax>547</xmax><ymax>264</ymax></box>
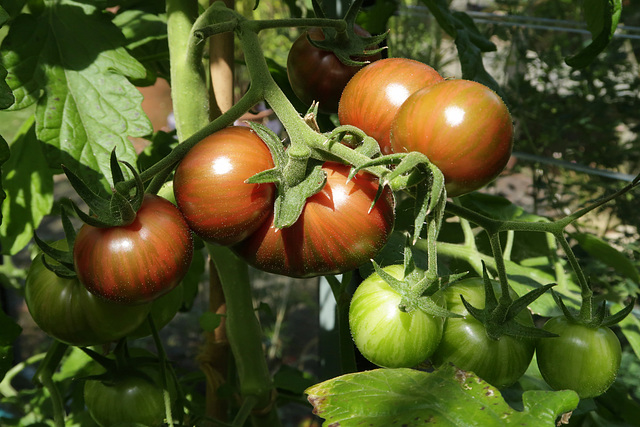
<box><xmin>232</xmin><ymin>162</ymin><xmax>395</xmax><ymax>278</ymax></box>
<box><xmin>84</xmin><ymin>370</ymin><xmax>168</xmax><ymax>427</ymax></box>
<box><xmin>349</xmin><ymin>265</ymin><xmax>444</xmax><ymax>368</ymax></box>
<box><xmin>536</xmin><ymin>316</ymin><xmax>622</xmax><ymax>399</ymax></box>
<box><xmin>287</xmin><ymin>25</ymin><xmax>380</xmax><ymax>114</ymax></box>
<box><xmin>2</xmin><ymin>1</ymin><xmax>638</xmax><ymax>426</ymax></box>
<box><xmin>391</xmin><ymin>79</ymin><xmax>513</xmax><ymax>197</ymax></box>
<box><xmin>338</xmin><ymin>57</ymin><xmax>444</xmax><ymax>154</ymax></box>
<box><xmin>25</xmin><ymin>249</ymin><xmax>152</xmax><ymax>347</ymax></box>
<box><xmin>173</xmin><ymin>126</ymin><xmax>276</xmax><ymax>246</ymax></box>
<box><xmin>430</xmin><ymin>278</ymin><xmax>536</xmax><ymax>389</ymax></box>
<box><xmin>73</xmin><ymin>194</ymin><xmax>194</xmax><ymax>304</ymax></box>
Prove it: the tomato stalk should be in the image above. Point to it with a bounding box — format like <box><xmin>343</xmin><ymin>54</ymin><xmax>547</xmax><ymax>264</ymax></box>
<box><xmin>325</xmin><ymin>274</ymin><xmax>358</xmax><ymax>374</ymax></box>
<box><xmin>166</xmin><ymin>0</ymin><xmax>209</xmax><ymax>141</ymax></box>
<box><xmin>207</xmin><ymin>244</ymin><xmax>281</xmax><ymax>426</ymax></box>
<box><xmin>32</xmin><ymin>340</ymin><xmax>69</xmax><ymax>427</ymax></box>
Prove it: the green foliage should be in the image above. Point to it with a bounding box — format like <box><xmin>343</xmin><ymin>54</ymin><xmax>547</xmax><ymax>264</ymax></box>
<box><xmin>0</xmin><ymin>0</ymin><xmax>152</xmax><ymax>186</ymax></box>
<box><xmin>0</xmin><ymin>118</ymin><xmax>53</xmax><ymax>255</ymax></box>
<box><xmin>306</xmin><ymin>365</ymin><xmax>579</xmax><ymax>426</ymax></box>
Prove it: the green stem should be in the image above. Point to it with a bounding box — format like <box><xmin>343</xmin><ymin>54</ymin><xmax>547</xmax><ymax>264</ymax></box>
<box><xmin>325</xmin><ymin>274</ymin><xmax>357</xmax><ymax>374</ymax></box>
<box><xmin>554</xmin><ymin>231</ymin><xmax>593</xmax><ymax>320</ymax></box>
<box><xmin>487</xmin><ymin>232</ymin><xmax>512</xmax><ymax>307</ymax></box>
<box><xmin>166</xmin><ymin>0</ymin><xmax>209</xmax><ymax>141</ymax></box>
<box><xmin>33</xmin><ymin>340</ymin><xmax>69</xmax><ymax>427</ymax></box>
<box><xmin>207</xmin><ymin>244</ymin><xmax>281</xmax><ymax>427</ymax></box>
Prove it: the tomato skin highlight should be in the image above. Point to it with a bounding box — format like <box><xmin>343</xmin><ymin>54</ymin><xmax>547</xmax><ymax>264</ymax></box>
<box><xmin>338</xmin><ymin>57</ymin><xmax>444</xmax><ymax>154</ymax></box>
<box><xmin>430</xmin><ymin>278</ymin><xmax>535</xmax><ymax>389</ymax></box>
<box><xmin>536</xmin><ymin>316</ymin><xmax>622</xmax><ymax>399</ymax></box>
<box><xmin>173</xmin><ymin>126</ymin><xmax>276</xmax><ymax>246</ymax></box>
<box><xmin>73</xmin><ymin>194</ymin><xmax>194</xmax><ymax>304</ymax></box>
<box><xmin>391</xmin><ymin>79</ymin><xmax>513</xmax><ymax>197</ymax></box>
<box><xmin>233</xmin><ymin>162</ymin><xmax>395</xmax><ymax>278</ymax></box>
<box><xmin>349</xmin><ymin>265</ymin><xmax>444</xmax><ymax>368</ymax></box>
<box><xmin>287</xmin><ymin>26</ymin><xmax>380</xmax><ymax>114</ymax></box>
<box><xmin>25</xmin><ymin>249</ymin><xmax>151</xmax><ymax>346</ymax></box>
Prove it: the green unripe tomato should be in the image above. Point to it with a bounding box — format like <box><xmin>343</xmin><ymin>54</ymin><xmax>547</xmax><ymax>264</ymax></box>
<box><xmin>349</xmin><ymin>265</ymin><xmax>444</xmax><ymax>368</ymax></box>
<box><xmin>536</xmin><ymin>316</ymin><xmax>621</xmax><ymax>399</ymax></box>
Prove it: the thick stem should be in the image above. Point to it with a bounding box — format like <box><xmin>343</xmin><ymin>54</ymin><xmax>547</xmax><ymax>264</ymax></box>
<box><xmin>166</xmin><ymin>0</ymin><xmax>210</xmax><ymax>140</ymax></box>
<box><xmin>207</xmin><ymin>244</ymin><xmax>281</xmax><ymax>426</ymax></box>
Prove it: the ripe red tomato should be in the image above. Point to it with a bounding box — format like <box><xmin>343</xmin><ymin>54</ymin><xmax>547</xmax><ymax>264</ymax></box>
<box><xmin>173</xmin><ymin>126</ymin><xmax>276</xmax><ymax>246</ymax></box>
<box><xmin>25</xmin><ymin>246</ymin><xmax>151</xmax><ymax>346</ymax></box>
<box><xmin>232</xmin><ymin>162</ymin><xmax>395</xmax><ymax>278</ymax></box>
<box><xmin>73</xmin><ymin>194</ymin><xmax>193</xmax><ymax>304</ymax></box>
<box><xmin>338</xmin><ymin>58</ymin><xmax>444</xmax><ymax>154</ymax></box>
<box><xmin>287</xmin><ymin>25</ymin><xmax>381</xmax><ymax>114</ymax></box>
<box><xmin>391</xmin><ymin>79</ymin><xmax>513</xmax><ymax>197</ymax></box>
<box><xmin>536</xmin><ymin>316</ymin><xmax>621</xmax><ymax>399</ymax></box>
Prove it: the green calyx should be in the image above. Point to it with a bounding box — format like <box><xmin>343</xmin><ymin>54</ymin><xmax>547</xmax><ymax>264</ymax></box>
<box><xmin>33</xmin><ymin>207</ymin><xmax>77</xmax><ymax>279</ymax></box>
<box><xmin>63</xmin><ymin>149</ymin><xmax>145</xmax><ymax>228</ymax></box>
<box><xmin>461</xmin><ymin>267</ymin><xmax>557</xmax><ymax>341</ymax></box>
<box><xmin>244</xmin><ymin>122</ymin><xmax>327</xmax><ymax>229</ymax></box>
<box><xmin>309</xmin><ymin>0</ymin><xmax>387</xmax><ymax>67</ymax></box>
<box><xmin>370</xmin><ymin>245</ymin><xmax>461</xmax><ymax>320</ymax></box>
<box><xmin>551</xmin><ymin>288</ymin><xmax>636</xmax><ymax>329</ymax></box>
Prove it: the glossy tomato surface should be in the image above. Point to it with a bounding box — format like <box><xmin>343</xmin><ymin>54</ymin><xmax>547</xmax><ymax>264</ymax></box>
<box><xmin>391</xmin><ymin>79</ymin><xmax>513</xmax><ymax>197</ymax></box>
<box><xmin>536</xmin><ymin>316</ymin><xmax>621</xmax><ymax>398</ymax></box>
<box><xmin>74</xmin><ymin>194</ymin><xmax>193</xmax><ymax>304</ymax></box>
<box><xmin>430</xmin><ymin>278</ymin><xmax>535</xmax><ymax>389</ymax></box>
<box><xmin>338</xmin><ymin>57</ymin><xmax>443</xmax><ymax>154</ymax></box>
<box><xmin>287</xmin><ymin>26</ymin><xmax>380</xmax><ymax>114</ymax></box>
<box><xmin>233</xmin><ymin>162</ymin><xmax>395</xmax><ymax>278</ymax></box>
<box><xmin>349</xmin><ymin>265</ymin><xmax>444</xmax><ymax>368</ymax></box>
<box><xmin>173</xmin><ymin>126</ymin><xmax>276</xmax><ymax>246</ymax></box>
<box><xmin>25</xmin><ymin>249</ymin><xmax>151</xmax><ymax>346</ymax></box>
<box><xmin>84</xmin><ymin>372</ymin><xmax>167</xmax><ymax>427</ymax></box>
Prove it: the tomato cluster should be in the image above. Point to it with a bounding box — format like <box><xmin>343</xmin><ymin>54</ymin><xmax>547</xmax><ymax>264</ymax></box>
<box><xmin>173</xmin><ymin>126</ymin><xmax>395</xmax><ymax>278</ymax></box>
<box><xmin>338</xmin><ymin>58</ymin><xmax>514</xmax><ymax>197</ymax></box>
<box><xmin>349</xmin><ymin>273</ymin><xmax>622</xmax><ymax>396</ymax></box>
<box><xmin>25</xmin><ymin>194</ymin><xmax>192</xmax><ymax>346</ymax></box>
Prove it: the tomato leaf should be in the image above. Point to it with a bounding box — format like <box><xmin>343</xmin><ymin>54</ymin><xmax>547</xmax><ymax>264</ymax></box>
<box><xmin>611</xmin><ymin>303</ymin><xmax>640</xmax><ymax>360</ymax></box>
<box><xmin>306</xmin><ymin>366</ymin><xmax>579</xmax><ymax>426</ymax></box>
<box><xmin>565</xmin><ymin>0</ymin><xmax>622</xmax><ymax>69</ymax></box>
<box><xmin>0</xmin><ymin>64</ymin><xmax>13</xmax><ymax>110</ymax></box>
<box><xmin>420</xmin><ymin>0</ymin><xmax>502</xmax><ymax>97</ymax></box>
<box><xmin>198</xmin><ymin>311</ymin><xmax>222</xmax><ymax>333</ymax></box>
<box><xmin>0</xmin><ymin>0</ymin><xmax>152</xmax><ymax>186</ymax></box>
<box><xmin>572</xmin><ymin>232</ymin><xmax>640</xmax><ymax>284</ymax></box>
<box><xmin>0</xmin><ymin>307</ymin><xmax>22</xmax><ymax>383</ymax></box>
<box><xmin>0</xmin><ymin>117</ymin><xmax>54</xmax><ymax>255</ymax></box>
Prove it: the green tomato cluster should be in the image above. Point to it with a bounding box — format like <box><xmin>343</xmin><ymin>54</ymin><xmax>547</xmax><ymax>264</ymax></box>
<box><xmin>349</xmin><ymin>271</ymin><xmax>622</xmax><ymax>397</ymax></box>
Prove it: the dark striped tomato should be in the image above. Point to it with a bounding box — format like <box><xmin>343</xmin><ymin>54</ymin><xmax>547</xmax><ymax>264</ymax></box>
<box><xmin>232</xmin><ymin>162</ymin><xmax>395</xmax><ymax>278</ymax></box>
<box><xmin>25</xmin><ymin>247</ymin><xmax>151</xmax><ymax>346</ymax></box>
<box><xmin>391</xmin><ymin>79</ymin><xmax>513</xmax><ymax>197</ymax></box>
<box><xmin>173</xmin><ymin>126</ymin><xmax>276</xmax><ymax>246</ymax></box>
<box><xmin>287</xmin><ymin>25</ymin><xmax>380</xmax><ymax>114</ymax></box>
<box><xmin>73</xmin><ymin>194</ymin><xmax>193</xmax><ymax>304</ymax></box>
<box><xmin>338</xmin><ymin>58</ymin><xmax>444</xmax><ymax>155</ymax></box>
